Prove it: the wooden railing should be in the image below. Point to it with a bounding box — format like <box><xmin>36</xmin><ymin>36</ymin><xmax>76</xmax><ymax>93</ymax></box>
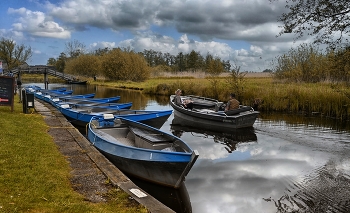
<box><xmin>7</xmin><ymin>66</ymin><xmax>76</xmax><ymax>81</ymax></box>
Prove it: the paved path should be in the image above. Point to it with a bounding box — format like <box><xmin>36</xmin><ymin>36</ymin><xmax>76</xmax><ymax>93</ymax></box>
<box><xmin>34</xmin><ymin>99</ymin><xmax>174</xmax><ymax>213</ymax></box>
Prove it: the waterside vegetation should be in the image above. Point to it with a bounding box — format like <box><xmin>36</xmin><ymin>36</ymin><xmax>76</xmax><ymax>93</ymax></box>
<box><xmin>88</xmin><ymin>73</ymin><xmax>350</xmax><ymax>121</ymax></box>
<box><xmin>45</xmin><ymin>41</ymin><xmax>350</xmax><ymax>120</ymax></box>
<box><xmin>5</xmin><ymin>36</ymin><xmax>350</xmax><ymax>120</ymax></box>
<box><xmin>21</xmin><ymin>71</ymin><xmax>350</xmax><ymax>121</ymax></box>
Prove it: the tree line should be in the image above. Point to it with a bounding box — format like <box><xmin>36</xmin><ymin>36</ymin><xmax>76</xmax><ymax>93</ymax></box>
<box><xmin>141</xmin><ymin>49</ymin><xmax>231</xmax><ymax>72</ymax></box>
<box><xmin>1</xmin><ymin>0</ymin><xmax>350</xmax><ymax>83</ymax></box>
<box><xmin>45</xmin><ymin>40</ymin><xmax>232</xmax><ymax>81</ymax></box>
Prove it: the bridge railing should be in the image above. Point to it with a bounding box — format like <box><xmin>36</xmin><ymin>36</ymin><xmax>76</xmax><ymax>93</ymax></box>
<box><xmin>8</xmin><ymin>66</ymin><xmax>77</xmax><ymax>81</ymax></box>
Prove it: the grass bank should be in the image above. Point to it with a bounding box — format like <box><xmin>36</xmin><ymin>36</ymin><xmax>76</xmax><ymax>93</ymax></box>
<box><xmin>0</xmin><ymin>95</ymin><xmax>147</xmax><ymax>213</ymax></box>
<box><xmin>89</xmin><ymin>74</ymin><xmax>350</xmax><ymax>120</ymax></box>
<box><xmin>20</xmin><ymin>72</ymin><xmax>350</xmax><ymax>119</ymax></box>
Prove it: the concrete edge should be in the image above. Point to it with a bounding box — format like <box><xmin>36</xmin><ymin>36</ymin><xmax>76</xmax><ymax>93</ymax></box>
<box><xmin>34</xmin><ymin>99</ymin><xmax>175</xmax><ymax>213</ymax></box>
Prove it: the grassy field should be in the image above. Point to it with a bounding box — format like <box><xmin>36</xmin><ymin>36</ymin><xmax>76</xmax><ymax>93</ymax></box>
<box><xmin>0</xmin><ymin>94</ymin><xmax>147</xmax><ymax>213</ymax></box>
<box><xmin>85</xmin><ymin>72</ymin><xmax>350</xmax><ymax>120</ymax></box>
<box><xmin>21</xmin><ymin>71</ymin><xmax>350</xmax><ymax>119</ymax></box>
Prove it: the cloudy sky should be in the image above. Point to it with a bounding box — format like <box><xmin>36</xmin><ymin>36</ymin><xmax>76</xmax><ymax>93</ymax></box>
<box><xmin>0</xmin><ymin>0</ymin><xmax>312</xmax><ymax>72</ymax></box>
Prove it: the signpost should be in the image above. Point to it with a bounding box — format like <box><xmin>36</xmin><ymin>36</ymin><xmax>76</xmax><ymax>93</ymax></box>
<box><xmin>0</xmin><ymin>76</ymin><xmax>15</xmax><ymax>112</ymax></box>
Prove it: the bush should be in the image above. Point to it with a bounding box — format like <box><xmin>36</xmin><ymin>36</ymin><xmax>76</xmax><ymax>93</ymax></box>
<box><xmin>65</xmin><ymin>54</ymin><xmax>101</xmax><ymax>77</ymax></box>
<box><xmin>272</xmin><ymin>43</ymin><xmax>329</xmax><ymax>83</ymax></box>
<box><xmin>101</xmin><ymin>49</ymin><xmax>150</xmax><ymax>82</ymax></box>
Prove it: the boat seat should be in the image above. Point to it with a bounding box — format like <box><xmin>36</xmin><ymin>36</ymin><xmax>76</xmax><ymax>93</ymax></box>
<box><xmin>129</xmin><ymin>126</ymin><xmax>168</xmax><ymax>143</ymax></box>
<box><xmin>198</xmin><ymin>109</ymin><xmax>216</xmax><ymax>113</ymax></box>
<box><xmin>61</xmin><ymin>104</ymin><xmax>70</xmax><ymax>109</ymax></box>
<box><xmin>225</xmin><ymin>106</ymin><xmax>252</xmax><ymax>116</ymax></box>
<box><xmin>95</xmin><ymin>128</ymin><xmax>135</xmax><ymax>146</ymax></box>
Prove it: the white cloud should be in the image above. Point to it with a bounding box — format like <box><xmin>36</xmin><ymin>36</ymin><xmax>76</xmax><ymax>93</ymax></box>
<box><xmin>117</xmin><ymin>32</ymin><xmax>279</xmax><ymax>71</ymax></box>
<box><xmin>8</xmin><ymin>7</ymin><xmax>70</xmax><ymax>39</ymax></box>
<box><xmin>1</xmin><ymin>0</ymin><xmax>320</xmax><ymax>70</ymax></box>
<box><xmin>90</xmin><ymin>41</ymin><xmax>116</xmax><ymax>49</ymax></box>
<box><xmin>33</xmin><ymin>49</ymin><xmax>41</xmax><ymax>54</ymax></box>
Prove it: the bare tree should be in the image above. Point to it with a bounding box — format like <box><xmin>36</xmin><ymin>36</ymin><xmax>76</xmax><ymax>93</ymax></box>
<box><xmin>272</xmin><ymin>0</ymin><xmax>350</xmax><ymax>48</ymax></box>
<box><xmin>0</xmin><ymin>37</ymin><xmax>32</xmax><ymax>70</ymax></box>
<box><xmin>65</xmin><ymin>39</ymin><xmax>86</xmax><ymax>58</ymax></box>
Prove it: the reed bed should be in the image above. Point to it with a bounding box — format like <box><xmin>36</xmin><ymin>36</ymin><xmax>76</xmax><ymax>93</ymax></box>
<box><xmin>23</xmin><ymin>72</ymin><xmax>350</xmax><ymax>120</ymax></box>
<box><xmin>111</xmin><ymin>76</ymin><xmax>350</xmax><ymax>120</ymax></box>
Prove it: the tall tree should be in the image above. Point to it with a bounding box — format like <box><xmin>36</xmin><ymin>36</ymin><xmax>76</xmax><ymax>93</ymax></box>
<box><xmin>176</xmin><ymin>52</ymin><xmax>186</xmax><ymax>71</ymax></box>
<box><xmin>187</xmin><ymin>50</ymin><xmax>199</xmax><ymax>71</ymax></box>
<box><xmin>272</xmin><ymin>0</ymin><xmax>350</xmax><ymax>48</ymax></box>
<box><xmin>65</xmin><ymin>39</ymin><xmax>86</xmax><ymax>58</ymax></box>
<box><xmin>207</xmin><ymin>57</ymin><xmax>225</xmax><ymax>76</ymax></box>
<box><xmin>47</xmin><ymin>58</ymin><xmax>57</xmax><ymax>66</ymax></box>
<box><xmin>0</xmin><ymin>37</ymin><xmax>32</xmax><ymax>70</ymax></box>
<box><xmin>205</xmin><ymin>53</ymin><xmax>214</xmax><ymax>71</ymax></box>
<box><xmin>56</xmin><ymin>52</ymin><xmax>67</xmax><ymax>73</ymax></box>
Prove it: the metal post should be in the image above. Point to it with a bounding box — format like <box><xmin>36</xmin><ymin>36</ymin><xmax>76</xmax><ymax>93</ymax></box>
<box><xmin>22</xmin><ymin>89</ymin><xmax>27</xmax><ymax>113</ymax></box>
<box><xmin>44</xmin><ymin>68</ymin><xmax>48</xmax><ymax>89</ymax></box>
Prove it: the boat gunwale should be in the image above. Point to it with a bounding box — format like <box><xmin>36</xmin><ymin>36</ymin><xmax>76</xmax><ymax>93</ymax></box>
<box><xmin>88</xmin><ymin>117</ymin><xmax>194</xmax><ymax>158</ymax></box>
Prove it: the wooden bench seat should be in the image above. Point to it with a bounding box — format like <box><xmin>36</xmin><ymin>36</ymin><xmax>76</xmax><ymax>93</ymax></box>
<box><xmin>129</xmin><ymin>126</ymin><xmax>168</xmax><ymax>143</ymax></box>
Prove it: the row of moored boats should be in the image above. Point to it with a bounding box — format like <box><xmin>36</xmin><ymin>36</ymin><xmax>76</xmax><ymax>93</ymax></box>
<box><xmin>26</xmin><ymin>86</ymin><xmax>199</xmax><ymax>189</ymax></box>
<box><xmin>26</xmin><ymin>86</ymin><xmax>260</xmax><ymax>188</ymax></box>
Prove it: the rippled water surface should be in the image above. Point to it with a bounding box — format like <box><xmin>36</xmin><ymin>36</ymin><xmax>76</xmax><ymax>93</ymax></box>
<box><xmin>33</xmin><ymin>84</ymin><xmax>350</xmax><ymax>213</ymax></box>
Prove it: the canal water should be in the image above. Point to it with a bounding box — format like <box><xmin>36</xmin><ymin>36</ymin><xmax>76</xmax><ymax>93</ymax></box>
<box><xmin>31</xmin><ymin>83</ymin><xmax>350</xmax><ymax>213</ymax></box>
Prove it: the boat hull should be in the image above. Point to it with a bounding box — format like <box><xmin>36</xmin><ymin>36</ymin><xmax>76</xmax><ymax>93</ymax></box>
<box><xmin>87</xmin><ymin>117</ymin><xmax>198</xmax><ymax>188</ymax></box>
<box><xmin>98</xmin><ymin>149</ymin><xmax>190</xmax><ymax>188</ymax></box>
<box><xmin>66</xmin><ymin>80</ymin><xmax>87</xmax><ymax>85</ymax></box>
<box><xmin>170</xmin><ymin>95</ymin><xmax>259</xmax><ymax>131</ymax></box>
<box><xmin>59</xmin><ymin>106</ymin><xmax>172</xmax><ymax>128</ymax></box>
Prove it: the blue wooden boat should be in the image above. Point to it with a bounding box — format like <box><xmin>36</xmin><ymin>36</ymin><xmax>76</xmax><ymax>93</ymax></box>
<box><xmin>57</xmin><ymin>104</ymin><xmax>172</xmax><ymax>128</ymax></box>
<box><xmin>32</xmin><ymin>91</ymin><xmax>61</xmax><ymax>102</ymax></box>
<box><xmin>87</xmin><ymin>115</ymin><xmax>199</xmax><ymax>188</ymax></box>
<box><xmin>50</xmin><ymin>96</ymin><xmax>120</xmax><ymax>105</ymax></box>
<box><xmin>34</xmin><ymin>92</ymin><xmax>96</xmax><ymax>103</ymax></box>
<box><xmin>48</xmin><ymin>89</ymin><xmax>73</xmax><ymax>95</ymax></box>
<box><xmin>25</xmin><ymin>86</ymin><xmax>67</xmax><ymax>94</ymax></box>
<box><xmin>56</xmin><ymin>93</ymin><xmax>96</xmax><ymax>99</ymax></box>
<box><xmin>40</xmin><ymin>91</ymin><xmax>96</xmax><ymax>100</ymax></box>
<box><xmin>27</xmin><ymin>86</ymin><xmax>95</xmax><ymax>100</ymax></box>
<box><xmin>50</xmin><ymin>87</ymin><xmax>67</xmax><ymax>92</ymax></box>
<box><xmin>57</xmin><ymin>101</ymin><xmax>133</xmax><ymax>110</ymax></box>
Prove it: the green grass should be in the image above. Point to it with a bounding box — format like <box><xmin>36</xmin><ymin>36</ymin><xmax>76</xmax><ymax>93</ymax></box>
<box><xmin>21</xmin><ymin>72</ymin><xmax>350</xmax><ymax>119</ymax></box>
<box><xmin>87</xmin><ymin>75</ymin><xmax>350</xmax><ymax>120</ymax></box>
<box><xmin>0</xmin><ymin>95</ymin><xmax>147</xmax><ymax>213</ymax></box>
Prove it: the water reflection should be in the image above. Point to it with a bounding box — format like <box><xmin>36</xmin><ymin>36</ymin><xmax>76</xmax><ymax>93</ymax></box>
<box><xmin>185</xmin><ymin>133</ymin><xmax>350</xmax><ymax>213</ymax></box>
<box><xmin>260</xmin><ymin>112</ymin><xmax>350</xmax><ymax>132</ymax></box>
<box><xmin>130</xmin><ymin>177</ymin><xmax>192</xmax><ymax>213</ymax></box>
<box><xmin>263</xmin><ymin>158</ymin><xmax>350</xmax><ymax>212</ymax></box>
<box><xmin>171</xmin><ymin>116</ymin><xmax>257</xmax><ymax>153</ymax></box>
<box><xmin>68</xmin><ymin>84</ymin><xmax>151</xmax><ymax>110</ymax></box>
<box><xmin>31</xmin><ymin>83</ymin><xmax>350</xmax><ymax>213</ymax></box>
